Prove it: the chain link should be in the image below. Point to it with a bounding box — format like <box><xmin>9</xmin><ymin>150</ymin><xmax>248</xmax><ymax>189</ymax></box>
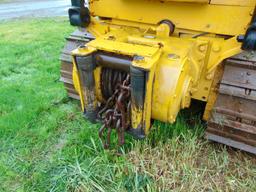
<box><xmin>98</xmin><ymin>74</ymin><xmax>131</xmax><ymax>149</ymax></box>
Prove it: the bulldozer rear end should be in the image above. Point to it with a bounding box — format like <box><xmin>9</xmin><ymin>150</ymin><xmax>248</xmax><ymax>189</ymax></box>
<box><xmin>60</xmin><ymin>0</ymin><xmax>256</xmax><ymax>153</ymax></box>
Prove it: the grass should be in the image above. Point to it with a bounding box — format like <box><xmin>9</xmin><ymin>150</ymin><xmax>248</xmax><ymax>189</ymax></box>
<box><xmin>0</xmin><ymin>18</ymin><xmax>255</xmax><ymax>192</ymax></box>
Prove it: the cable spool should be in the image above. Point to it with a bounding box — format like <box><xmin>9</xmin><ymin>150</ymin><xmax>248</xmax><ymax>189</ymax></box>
<box><xmin>100</xmin><ymin>68</ymin><xmax>127</xmax><ymax>100</ymax></box>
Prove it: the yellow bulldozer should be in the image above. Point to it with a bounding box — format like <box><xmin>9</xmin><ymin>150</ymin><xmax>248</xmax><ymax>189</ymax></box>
<box><xmin>60</xmin><ymin>0</ymin><xmax>256</xmax><ymax>154</ymax></box>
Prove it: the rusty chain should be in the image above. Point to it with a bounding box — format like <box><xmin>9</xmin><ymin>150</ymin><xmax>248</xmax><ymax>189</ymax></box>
<box><xmin>98</xmin><ymin>74</ymin><xmax>131</xmax><ymax>149</ymax></box>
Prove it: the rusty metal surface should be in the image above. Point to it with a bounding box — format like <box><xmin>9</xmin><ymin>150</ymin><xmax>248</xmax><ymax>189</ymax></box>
<box><xmin>206</xmin><ymin>51</ymin><xmax>256</xmax><ymax>154</ymax></box>
<box><xmin>206</xmin><ymin>133</ymin><xmax>256</xmax><ymax>154</ymax></box>
<box><xmin>207</xmin><ymin>120</ymin><xmax>256</xmax><ymax>146</ymax></box>
<box><xmin>98</xmin><ymin>70</ymin><xmax>131</xmax><ymax>148</ymax></box>
<box><xmin>94</xmin><ymin>52</ymin><xmax>132</xmax><ymax>72</ymax></box>
<box><xmin>60</xmin><ymin>30</ymin><xmax>94</xmax><ymax>100</ymax></box>
<box><xmin>221</xmin><ymin>60</ymin><xmax>256</xmax><ymax>90</ymax></box>
<box><xmin>100</xmin><ymin>67</ymin><xmax>128</xmax><ymax>99</ymax></box>
<box><xmin>231</xmin><ymin>51</ymin><xmax>256</xmax><ymax>62</ymax></box>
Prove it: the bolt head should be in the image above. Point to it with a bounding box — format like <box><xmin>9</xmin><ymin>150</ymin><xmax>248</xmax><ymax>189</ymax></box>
<box><xmin>168</xmin><ymin>53</ymin><xmax>180</xmax><ymax>59</ymax></box>
<box><xmin>237</xmin><ymin>35</ymin><xmax>245</xmax><ymax>43</ymax></box>
<box><xmin>212</xmin><ymin>45</ymin><xmax>221</xmax><ymax>52</ymax></box>
<box><xmin>199</xmin><ymin>45</ymin><xmax>206</xmax><ymax>52</ymax></box>
<box><xmin>206</xmin><ymin>73</ymin><xmax>213</xmax><ymax>80</ymax></box>
<box><xmin>134</xmin><ymin>55</ymin><xmax>144</xmax><ymax>61</ymax></box>
<box><xmin>79</xmin><ymin>45</ymin><xmax>87</xmax><ymax>50</ymax></box>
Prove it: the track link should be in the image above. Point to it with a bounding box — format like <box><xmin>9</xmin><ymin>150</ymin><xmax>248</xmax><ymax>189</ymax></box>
<box><xmin>60</xmin><ymin>30</ymin><xmax>94</xmax><ymax>100</ymax></box>
<box><xmin>206</xmin><ymin>51</ymin><xmax>256</xmax><ymax>154</ymax></box>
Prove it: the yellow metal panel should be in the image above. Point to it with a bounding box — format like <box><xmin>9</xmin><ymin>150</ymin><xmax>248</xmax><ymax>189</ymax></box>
<box><xmin>72</xmin><ymin>58</ymin><xmax>85</xmax><ymax>111</ymax></box>
<box><xmin>87</xmin><ymin>39</ymin><xmax>160</xmax><ymax>60</ymax></box>
<box><xmin>207</xmin><ymin>37</ymin><xmax>241</xmax><ymax>73</ymax></box>
<box><xmin>90</xmin><ymin>0</ymin><xmax>255</xmax><ymax>35</ymax></box>
<box><xmin>151</xmin><ymin>37</ymin><xmax>206</xmax><ymax>122</ymax></box>
<box><xmin>203</xmin><ymin>65</ymin><xmax>224</xmax><ymax>121</ymax></box>
<box><xmin>152</xmin><ymin>55</ymin><xmax>184</xmax><ymax>122</ymax></box>
<box><xmin>141</xmin><ymin>52</ymin><xmax>162</xmax><ymax>133</ymax></box>
<box><xmin>210</xmin><ymin>0</ymin><xmax>255</xmax><ymax>6</ymax></box>
<box><xmin>154</xmin><ymin>0</ymin><xmax>209</xmax><ymax>3</ymax></box>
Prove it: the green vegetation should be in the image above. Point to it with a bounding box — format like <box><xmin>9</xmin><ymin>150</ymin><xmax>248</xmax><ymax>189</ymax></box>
<box><xmin>0</xmin><ymin>18</ymin><xmax>255</xmax><ymax>192</ymax></box>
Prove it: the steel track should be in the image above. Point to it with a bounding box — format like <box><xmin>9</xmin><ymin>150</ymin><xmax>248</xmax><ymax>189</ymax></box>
<box><xmin>206</xmin><ymin>52</ymin><xmax>256</xmax><ymax>154</ymax></box>
<box><xmin>60</xmin><ymin>29</ymin><xmax>94</xmax><ymax>100</ymax></box>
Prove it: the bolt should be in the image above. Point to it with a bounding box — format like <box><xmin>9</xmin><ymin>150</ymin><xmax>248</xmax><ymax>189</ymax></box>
<box><xmin>144</xmin><ymin>35</ymin><xmax>155</xmax><ymax>39</ymax></box>
<box><xmin>108</xmin><ymin>35</ymin><xmax>116</xmax><ymax>40</ymax></box>
<box><xmin>212</xmin><ymin>45</ymin><xmax>220</xmax><ymax>52</ymax></box>
<box><xmin>199</xmin><ymin>45</ymin><xmax>206</xmax><ymax>52</ymax></box>
<box><xmin>79</xmin><ymin>45</ymin><xmax>87</xmax><ymax>49</ymax></box>
<box><xmin>168</xmin><ymin>54</ymin><xmax>180</xmax><ymax>59</ymax></box>
<box><xmin>206</xmin><ymin>73</ymin><xmax>213</xmax><ymax>80</ymax></box>
<box><xmin>134</xmin><ymin>55</ymin><xmax>144</xmax><ymax>61</ymax></box>
<box><xmin>245</xmin><ymin>88</ymin><xmax>251</xmax><ymax>95</ymax></box>
<box><xmin>237</xmin><ymin>35</ymin><xmax>245</xmax><ymax>43</ymax></box>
